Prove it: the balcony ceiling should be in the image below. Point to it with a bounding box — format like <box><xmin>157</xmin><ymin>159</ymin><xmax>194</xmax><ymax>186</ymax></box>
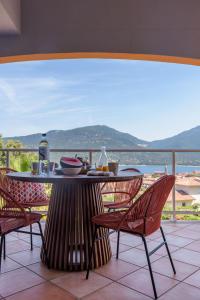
<box><xmin>0</xmin><ymin>0</ymin><xmax>200</xmax><ymax>64</ymax></box>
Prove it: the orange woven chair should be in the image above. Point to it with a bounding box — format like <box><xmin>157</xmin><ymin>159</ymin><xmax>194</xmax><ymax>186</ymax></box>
<box><xmin>102</xmin><ymin>168</ymin><xmax>143</xmax><ymax>211</ymax></box>
<box><xmin>0</xmin><ymin>167</ymin><xmax>49</xmax><ymax>250</ymax></box>
<box><xmin>0</xmin><ymin>186</ymin><xmax>49</xmax><ymax>270</ymax></box>
<box><xmin>86</xmin><ymin>175</ymin><xmax>176</xmax><ymax>299</ymax></box>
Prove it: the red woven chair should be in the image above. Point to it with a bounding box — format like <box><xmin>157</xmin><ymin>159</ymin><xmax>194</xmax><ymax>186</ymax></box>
<box><xmin>0</xmin><ymin>186</ymin><xmax>49</xmax><ymax>270</ymax></box>
<box><xmin>86</xmin><ymin>175</ymin><xmax>176</xmax><ymax>299</ymax></box>
<box><xmin>0</xmin><ymin>168</ymin><xmax>50</xmax><ymax>250</ymax></box>
<box><xmin>102</xmin><ymin>168</ymin><xmax>143</xmax><ymax>211</ymax></box>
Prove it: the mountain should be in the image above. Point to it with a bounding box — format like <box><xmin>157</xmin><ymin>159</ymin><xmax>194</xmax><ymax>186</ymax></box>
<box><xmin>4</xmin><ymin>125</ymin><xmax>200</xmax><ymax>165</ymax></box>
<box><xmin>4</xmin><ymin>125</ymin><xmax>148</xmax><ymax>149</ymax></box>
<box><xmin>150</xmin><ymin>126</ymin><xmax>200</xmax><ymax>149</ymax></box>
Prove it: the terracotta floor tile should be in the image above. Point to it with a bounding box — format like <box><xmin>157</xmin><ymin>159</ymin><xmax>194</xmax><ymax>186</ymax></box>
<box><xmin>184</xmin><ymin>240</ymin><xmax>200</xmax><ymax>252</ymax></box>
<box><xmin>172</xmin><ymin>248</ymin><xmax>200</xmax><ymax>267</ymax></box>
<box><xmin>51</xmin><ymin>271</ymin><xmax>112</xmax><ymax>298</ymax></box>
<box><xmin>155</xmin><ymin>234</ymin><xmax>193</xmax><ymax>247</ymax></box>
<box><xmin>2</xmin><ymin>222</ymin><xmax>200</xmax><ymax>300</ymax></box>
<box><xmin>0</xmin><ymin>268</ymin><xmax>45</xmax><ymax>297</ymax></box>
<box><xmin>118</xmin><ymin>268</ymin><xmax>178</xmax><ymax>298</ymax></box>
<box><xmin>27</xmin><ymin>262</ymin><xmax>66</xmax><ymax>280</ymax></box>
<box><xmin>160</xmin><ymin>225</ymin><xmax>180</xmax><ymax>234</ymax></box>
<box><xmin>31</xmin><ymin>239</ymin><xmax>42</xmax><ymax>247</ymax></box>
<box><xmin>184</xmin><ymin>270</ymin><xmax>200</xmax><ymax>288</ymax></box>
<box><xmin>5</xmin><ymin>234</ymin><xmax>19</xmax><ymax>242</ymax></box>
<box><xmin>159</xmin><ymin>282</ymin><xmax>200</xmax><ymax>300</ymax></box>
<box><xmin>173</xmin><ymin>229</ymin><xmax>200</xmax><ymax>240</ymax></box>
<box><xmin>0</xmin><ymin>257</ymin><xmax>21</xmax><ymax>274</ymax></box>
<box><xmin>18</xmin><ymin>235</ymin><xmax>42</xmax><ymax>247</ymax></box>
<box><xmin>109</xmin><ymin>232</ymin><xmax>126</xmax><ymax>241</ymax></box>
<box><xmin>161</xmin><ymin>222</ymin><xmax>189</xmax><ymax>228</ymax></box>
<box><xmin>5</xmin><ymin>240</ymin><xmax>31</xmax><ymax>255</ymax></box>
<box><xmin>146</xmin><ymin>257</ymin><xmax>198</xmax><ymax>281</ymax></box>
<box><xmin>115</xmin><ymin>234</ymin><xmax>142</xmax><ymax>247</ymax></box>
<box><xmin>82</xmin><ymin>282</ymin><xmax>151</xmax><ymax>300</ymax></box>
<box><xmin>136</xmin><ymin>240</ymin><xmax>179</xmax><ymax>256</ymax></box>
<box><xmin>110</xmin><ymin>241</ymin><xmax>132</xmax><ymax>255</ymax></box>
<box><xmin>5</xmin><ymin>282</ymin><xmax>75</xmax><ymax>300</ymax></box>
<box><xmin>95</xmin><ymin>257</ymin><xmax>139</xmax><ymax>280</ymax></box>
<box><xmin>119</xmin><ymin>247</ymin><xmax>161</xmax><ymax>267</ymax></box>
<box><xmin>146</xmin><ymin>231</ymin><xmax>162</xmax><ymax>240</ymax></box>
<box><xmin>8</xmin><ymin>248</ymin><xmax>41</xmax><ymax>266</ymax></box>
<box><xmin>186</xmin><ymin>224</ymin><xmax>200</xmax><ymax>232</ymax></box>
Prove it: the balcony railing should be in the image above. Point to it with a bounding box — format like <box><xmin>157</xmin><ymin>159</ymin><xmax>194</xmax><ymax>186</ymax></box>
<box><xmin>2</xmin><ymin>147</ymin><xmax>200</xmax><ymax>221</ymax></box>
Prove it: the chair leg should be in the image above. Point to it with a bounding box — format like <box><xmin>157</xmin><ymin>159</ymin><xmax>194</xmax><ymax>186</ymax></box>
<box><xmin>37</xmin><ymin>221</ymin><xmax>50</xmax><ymax>268</ymax></box>
<box><xmin>86</xmin><ymin>225</ymin><xmax>98</xmax><ymax>280</ymax></box>
<box><xmin>30</xmin><ymin>224</ymin><xmax>33</xmax><ymax>250</ymax></box>
<box><xmin>142</xmin><ymin>236</ymin><xmax>158</xmax><ymax>299</ymax></box>
<box><xmin>0</xmin><ymin>235</ymin><xmax>4</xmax><ymax>271</ymax></box>
<box><xmin>116</xmin><ymin>230</ymin><xmax>120</xmax><ymax>259</ymax></box>
<box><xmin>160</xmin><ymin>226</ymin><xmax>176</xmax><ymax>274</ymax></box>
<box><xmin>29</xmin><ymin>208</ymin><xmax>33</xmax><ymax>251</ymax></box>
<box><xmin>3</xmin><ymin>235</ymin><xmax>6</xmax><ymax>260</ymax></box>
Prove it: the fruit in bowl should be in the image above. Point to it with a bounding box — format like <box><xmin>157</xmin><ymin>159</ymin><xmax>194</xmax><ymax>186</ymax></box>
<box><xmin>60</xmin><ymin>157</ymin><xmax>83</xmax><ymax>169</ymax></box>
<box><xmin>61</xmin><ymin>167</ymin><xmax>82</xmax><ymax>175</ymax></box>
<box><xmin>75</xmin><ymin>155</ymin><xmax>91</xmax><ymax>174</ymax></box>
<box><xmin>54</xmin><ymin>167</ymin><xmax>82</xmax><ymax>176</ymax></box>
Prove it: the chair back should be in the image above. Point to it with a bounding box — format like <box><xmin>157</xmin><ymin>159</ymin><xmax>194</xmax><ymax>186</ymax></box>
<box><xmin>121</xmin><ymin>175</ymin><xmax>175</xmax><ymax>235</ymax></box>
<box><xmin>101</xmin><ymin>168</ymin><xmax>143</xmax><ymax>204</ymax></box>
<box><xmin>0</xmin><ymin>167</ymin><xmax>49</xmax><ymax>206</ymax></box>
<box><xmin>0</xmin><ymin>186</ymin><xmax>27</xmax><ymax>220</ymax></box>
<box><xmin>0</xmin><ymin>168</ymin><xmax>16</xmax><ymax>189</ymax></box>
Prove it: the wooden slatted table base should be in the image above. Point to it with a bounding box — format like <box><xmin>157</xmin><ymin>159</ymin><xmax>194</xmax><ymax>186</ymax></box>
<box><xmin>41</xmin><ymin>182</ymin><xmax>112</xmax><ymax>271</ymax></box>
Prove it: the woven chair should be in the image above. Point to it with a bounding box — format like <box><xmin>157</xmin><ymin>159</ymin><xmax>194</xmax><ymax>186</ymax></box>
<box><xmin>86</xmin><ymin>175</ymin><xmax>176</xmax><ymax>299</ymax></box>
<box><xmin>0</xmin><ymin>167</ymin><xmax>49</xmax><ymax>251</ymax></box>
<box><xmin>0</xmin><ymin>186</ymin><xmax>49</xmax><ymax>270</ymax></box>
<box><xmin>102</xmin><ymin>168</ymin><xmax>143</xmax><ymax>211</ymax></box>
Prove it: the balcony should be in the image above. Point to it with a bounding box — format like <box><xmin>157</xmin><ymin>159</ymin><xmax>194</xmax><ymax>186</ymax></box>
<box><xmin>1</xmin><ymin>147</ymin><xmax>200</xmax><ymax>299</ymax></box>
<box><xmin>1</xmin><ymin>1</ymin><xmax>200</xmax><ymax>298</ymax></box>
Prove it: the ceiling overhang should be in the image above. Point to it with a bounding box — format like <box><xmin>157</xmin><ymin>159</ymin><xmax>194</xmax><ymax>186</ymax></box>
<box><xmin>0</xmin><ymin>0</ymin><xmax>21</xmax><ymax>35</ymax></box>
<box><xmin>0</xmin><ymin>1</ymin><xmax>200</xmax><ymax>65</ymax></box>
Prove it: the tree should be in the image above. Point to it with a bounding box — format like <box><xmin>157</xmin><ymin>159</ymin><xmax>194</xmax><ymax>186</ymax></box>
<box><xmin>0</xmin><ymin>136</ymin><xmax>38</xmax><ymax>171</ymax></box>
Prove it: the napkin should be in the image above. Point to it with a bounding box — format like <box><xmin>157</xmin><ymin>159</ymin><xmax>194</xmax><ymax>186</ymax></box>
<box><xmin>87</xmin><ymin>171</ymin><xmax>113</xmax><ymax>176</ymax></box>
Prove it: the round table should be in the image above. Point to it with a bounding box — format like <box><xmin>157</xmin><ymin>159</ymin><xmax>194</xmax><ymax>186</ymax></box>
<box><xmin>7</xmin><ymin>171</ymin><xmax>143</xmax><ymax>271</ymax></box>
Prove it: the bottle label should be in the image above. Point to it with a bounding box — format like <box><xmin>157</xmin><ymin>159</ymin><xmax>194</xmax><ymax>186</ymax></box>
<box><xmin>39</xmin><ymin>146</ymin><xmax>49</xmax><ymax>161</ymax></box>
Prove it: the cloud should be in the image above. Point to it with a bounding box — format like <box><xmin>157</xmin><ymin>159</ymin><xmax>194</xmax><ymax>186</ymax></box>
<box><xmin>0</xmin><ymin>76</ymin><xmax>85</xmax><ymax>116</ymax></box>
<box><xmin>24</xmin><ymin>106</ymin><xmax>96</xmax><ymax>119</ymax></box>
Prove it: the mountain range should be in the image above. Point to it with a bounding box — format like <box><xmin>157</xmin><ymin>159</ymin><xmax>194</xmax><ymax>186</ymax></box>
<box><xmin>4</xmin><ymin>124</ymin><xmax>200</xmax><ymax>149</ymax></box>
<box><xmin>3</xmin><ymin>125</ymin><xmax>200</xmax><ymax>164</ymax></box>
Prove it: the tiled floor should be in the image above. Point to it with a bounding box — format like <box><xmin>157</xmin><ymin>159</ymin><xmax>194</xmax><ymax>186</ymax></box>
<box><xmin>1</xmin><ymin>222</ymin><xmax>200</xmax><ymax>299</ymax></box>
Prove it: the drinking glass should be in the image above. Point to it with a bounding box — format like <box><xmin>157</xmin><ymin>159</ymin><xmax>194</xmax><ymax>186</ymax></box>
<box><xmin>31</xmin><ymin>162</ymin><xmax>39</xmax><ymax>175</ymax></box>
<box><xmin>108</xmin><ymin>161</ymin><xmax>119</xmax><ymax>175</ymax></box>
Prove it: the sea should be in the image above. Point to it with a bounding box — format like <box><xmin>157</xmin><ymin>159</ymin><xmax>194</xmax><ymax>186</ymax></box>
<box><xmin>119</xmin><ymin>165</ymin><xmax>200</xmax><ymax>174</ymax></box>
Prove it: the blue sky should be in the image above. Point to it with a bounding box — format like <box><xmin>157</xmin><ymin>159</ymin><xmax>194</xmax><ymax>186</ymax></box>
<box><xmin>0</xmin><ymin>58</ymin><xmax>200</xmax><ymax>141</ymax></box>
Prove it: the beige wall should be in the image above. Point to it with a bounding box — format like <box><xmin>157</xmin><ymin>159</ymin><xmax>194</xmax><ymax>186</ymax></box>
<box><xmin>1</xmin><ymin>0</ymin><xmax>200</xmax><ymax>64</ymax></box>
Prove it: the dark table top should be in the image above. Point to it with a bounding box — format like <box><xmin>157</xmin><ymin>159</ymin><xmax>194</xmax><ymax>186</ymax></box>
<box><xmin>7</xmin><ymin>171</ymin><xmax>143</xmax><ymax>184</ymax></box>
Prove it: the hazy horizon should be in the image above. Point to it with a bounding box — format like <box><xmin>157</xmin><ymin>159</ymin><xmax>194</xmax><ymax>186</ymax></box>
<box><xmin>0</xmin><ymin>59</ymin><xmax>200</xmax><ymax>140</ymax></box>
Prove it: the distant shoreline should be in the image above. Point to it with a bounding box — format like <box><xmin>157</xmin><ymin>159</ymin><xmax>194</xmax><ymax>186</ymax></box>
<box><xmin>120</xmin><ymin>165</ymin><xmax>200</xmax><ymax>174</ymax></box>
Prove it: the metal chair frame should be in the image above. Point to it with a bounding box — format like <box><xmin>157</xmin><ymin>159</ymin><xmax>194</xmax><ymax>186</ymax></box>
<box><xmin>0</xmin><ymin>220</ymin><xmax>49</xmax><ymax>270</ymax></box>
<box><xmin>102</xmin><ymin>168</ymin><xmax>143</xmax><ymax>211</ymax></box>
<box><xmin>0</xmin><ymin>167</ymin><xmax>49</xmax><ymax>251</ymax></box>
<box><xmin>0</xmin><ymin>186</ymin><xmax>49</xmax><ymax>270</ymax></box>
<box><xmin>86</xmin><ymin>175</ymin><xmax>176</xmax><ymax>299</ymax></box>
